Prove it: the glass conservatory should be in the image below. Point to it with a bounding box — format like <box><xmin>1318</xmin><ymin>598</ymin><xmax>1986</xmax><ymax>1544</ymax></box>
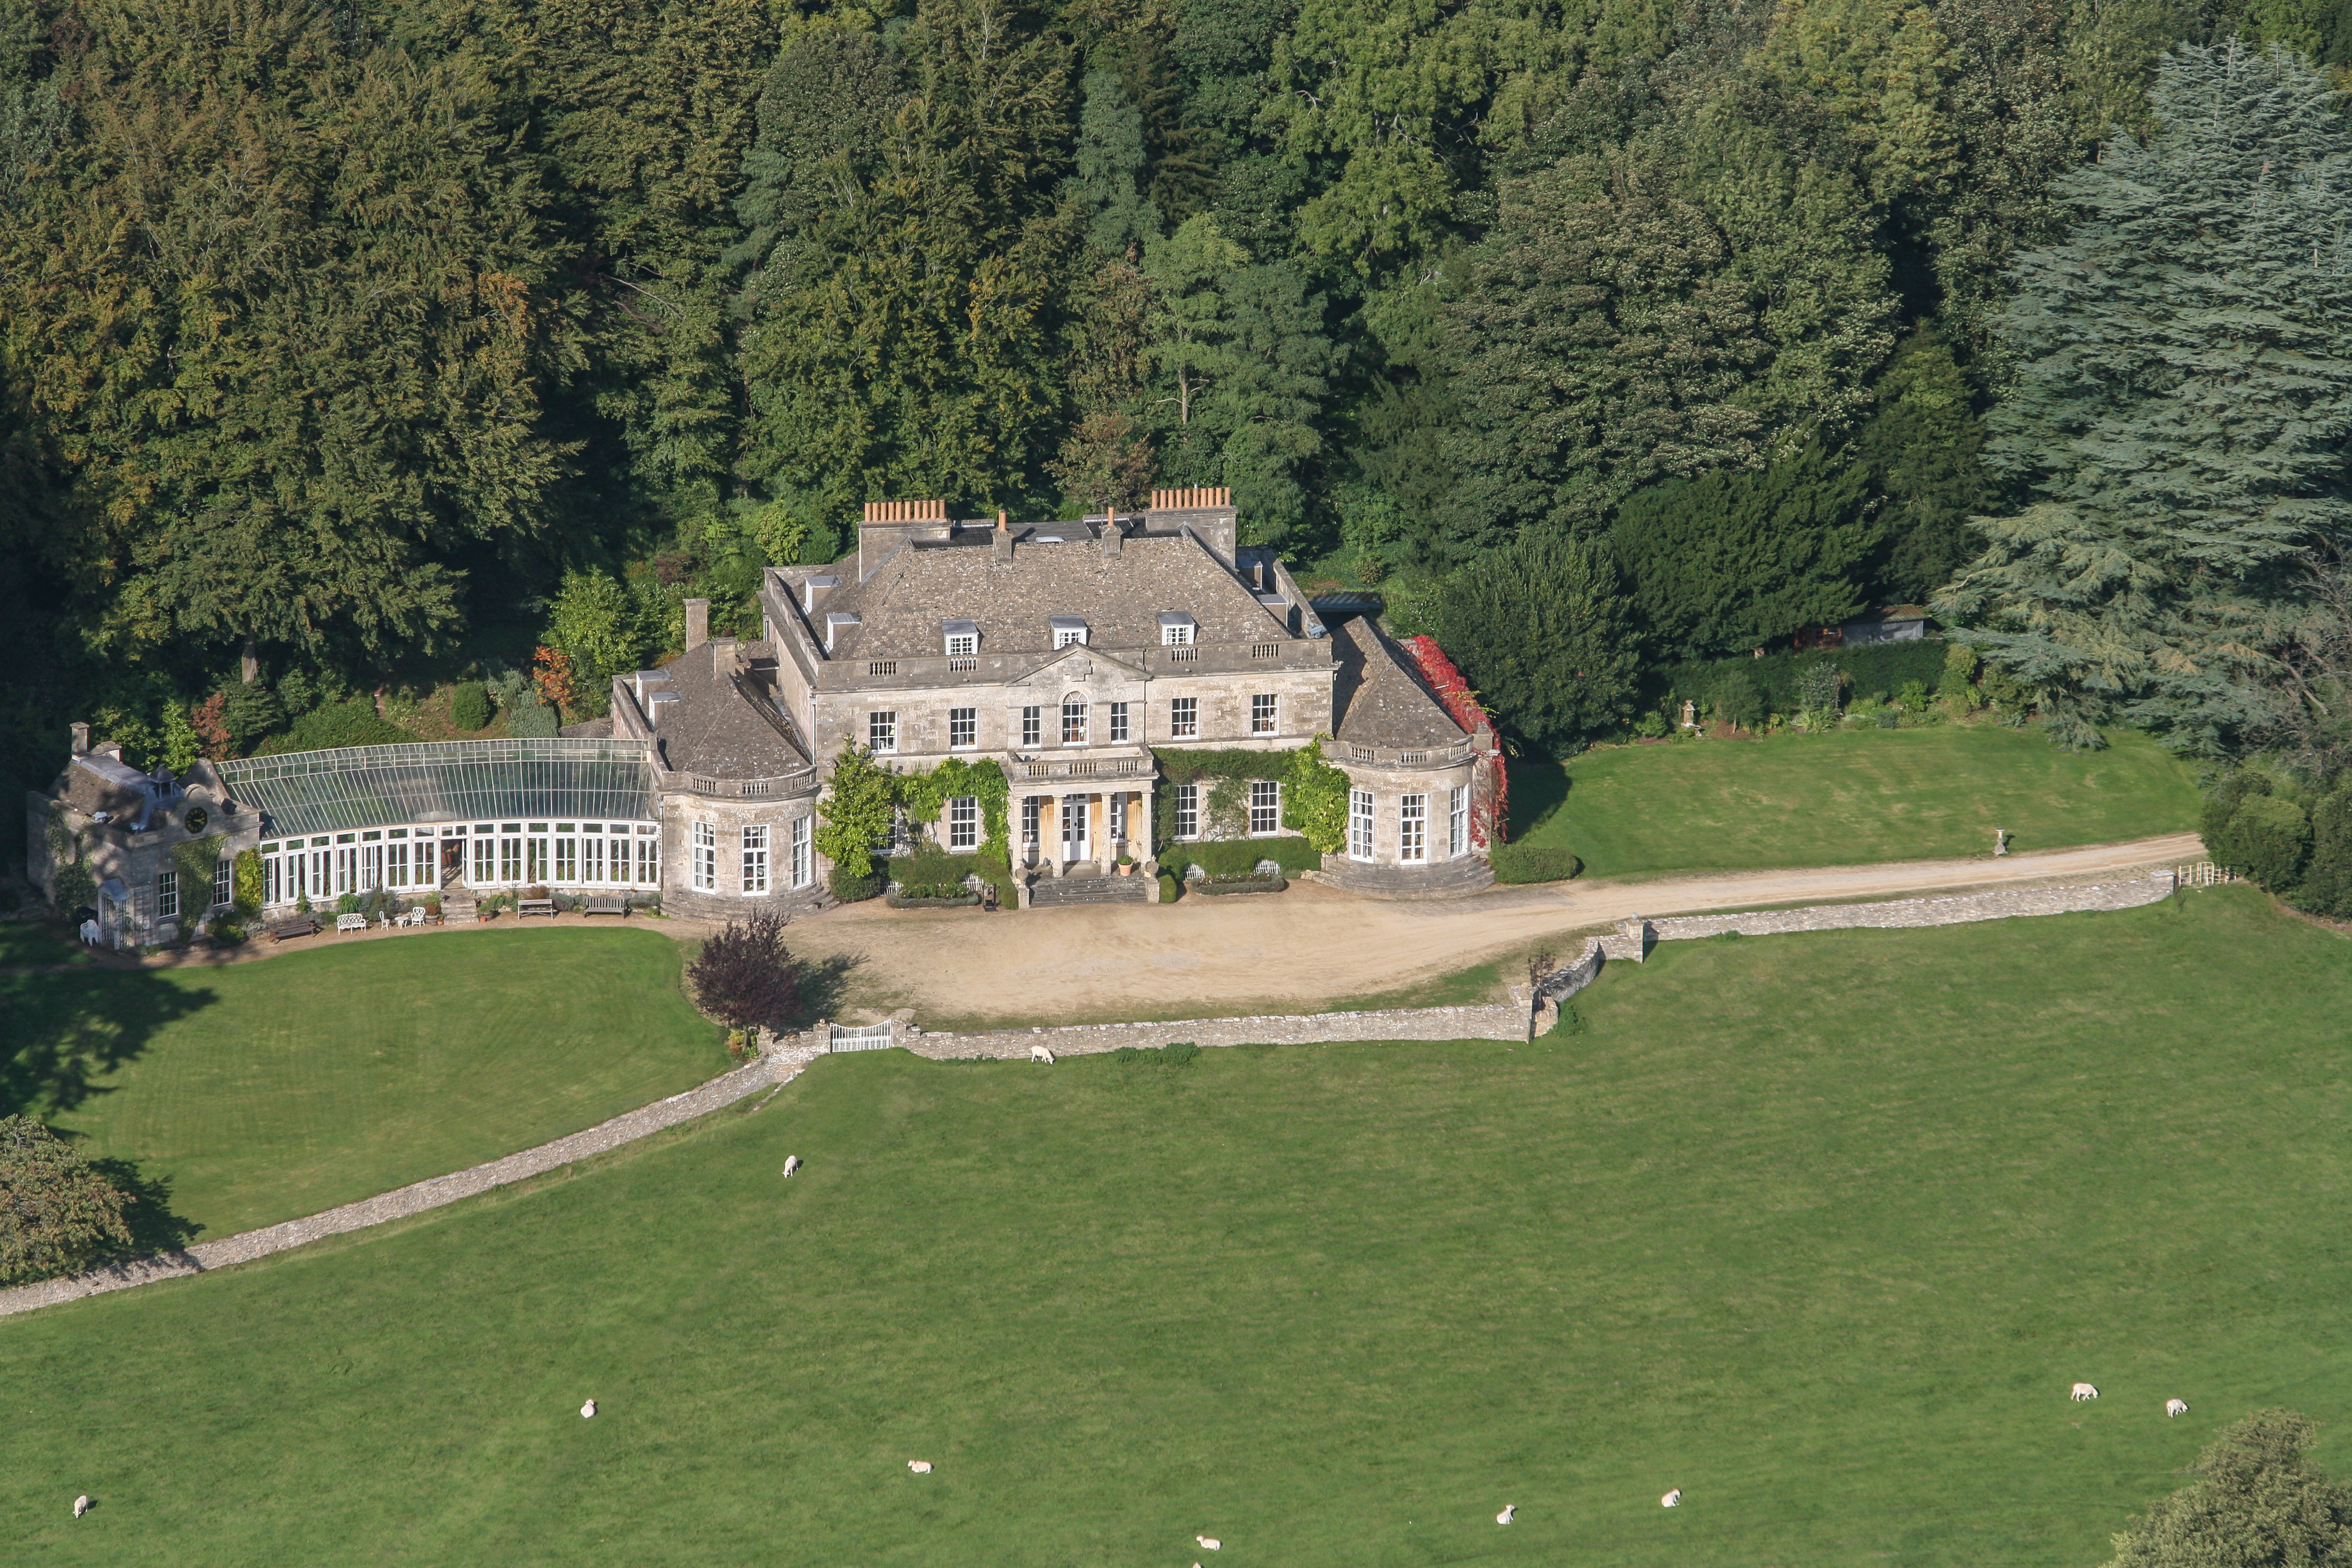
<box><xmin>219</xmin><ymin>739</ymin><xmax>661</xmax><ymax>902</ymax></box>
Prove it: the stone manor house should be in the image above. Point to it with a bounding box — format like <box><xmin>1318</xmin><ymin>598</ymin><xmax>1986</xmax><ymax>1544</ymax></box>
<box><xmin>28</xmin><ymin>491</ymin><xmax>1498</xmax><ymax>939</ymax></box>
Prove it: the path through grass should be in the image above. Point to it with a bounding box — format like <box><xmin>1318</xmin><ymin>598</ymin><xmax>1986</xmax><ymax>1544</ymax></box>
<box><xmin>0</xmin><ymin>928</ymin><xmax>726</xmax><ymax>1237</ymax></box>
<box><xmin>2</xmin><ymin>889</ymin><xmax>2345</xmax><ymax>1565</ymax></box>
<box><xmin>1510</xmin><ymin>723</ymin><xmax>2201</xmax><ymax>878</ymax></box>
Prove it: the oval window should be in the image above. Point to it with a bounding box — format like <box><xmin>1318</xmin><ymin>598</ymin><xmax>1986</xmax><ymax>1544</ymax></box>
<box><xmin>184</xmin><ymin>808</ymin><xmax>209</xmax><ymax>834</ymax></box>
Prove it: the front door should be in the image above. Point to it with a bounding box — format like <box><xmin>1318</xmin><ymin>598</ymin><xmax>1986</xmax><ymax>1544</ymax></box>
<box><xmin>1061</xmin><ymin>793</ymin><xmax>1090</xmax><ymax>863</ymax></box>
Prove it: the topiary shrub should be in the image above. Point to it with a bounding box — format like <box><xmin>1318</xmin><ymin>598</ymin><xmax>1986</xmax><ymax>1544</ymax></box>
<box><xmin>1177</xmin><ymin>836</ymin><xmax>1319</xmax><ymax>879</ymax></box>
<box><xmin>450</xmin><ymin>682</ymin><xmax>491</xmax><ymax>731</ymax></box>
<box><xmin>2212</xmin><ymin>793</ymin><xmax>2310</xmax><ymax>891</ymax></box>
<box><xmin>1490</xmin><ymin>843</ymin><xmax>1582</xmax><ymax>884</ymax></box>
<box><xmin>1157</xmin><ymin>871</ymin><xmax>1179</xmax><ymax>903</ymax></box>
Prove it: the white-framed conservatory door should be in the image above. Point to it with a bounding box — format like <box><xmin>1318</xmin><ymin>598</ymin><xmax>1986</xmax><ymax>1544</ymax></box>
<box><xmin>1061</xmin><ymin>793</ymin><xmax>1091</xmax><ymax>863</ymax></box>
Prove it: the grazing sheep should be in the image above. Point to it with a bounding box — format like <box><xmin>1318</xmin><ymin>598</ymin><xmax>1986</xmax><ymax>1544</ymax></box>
<box><xmin>1197</xmin><ymin>1537</ymin><xmax>1221</xmax><ymax>1551</ymax></box>
<box><xmin>1661</xmin><ymin>1489</ymin><xmax>1681</xmax><ymax>1509</ymax></box>
<box><xmin>2071</xmin><ymin>1382</ymin><xmax>2099</xmax><ymax>1402</ymax></box>
<box><xmin>1031</xmin><ymin>1044</ymin><xmax>1056</xmax><ymax>1064</ymax></box>
<box><xmin>73</xmin><ymin>1495</ymin><xmax>90</xmax><ymax>1518</ymax></box>
<box><xmin>782</xmin><ymin>1155</ymin><xmax>801</xmax><ymax>1178</ymax></box>
<box><xmin>2168</xmin><ymin>1398</ymin><xmax>2189</xmax><ymax>1418</ymax></box>
<box><xmin>580</xmin><ymin>1399</ymin><xmax>597</xmax><ymax>1419</ymax></box>
<box><xmin>1496</xmin><ymin>1505</ymin><xmax>1516</xmax><ymax>1525</ymax></box>
<box><xmin>908</xmin><ymin>1461</ymin><xmax>933</xmax><ymax>1475</ymax></box>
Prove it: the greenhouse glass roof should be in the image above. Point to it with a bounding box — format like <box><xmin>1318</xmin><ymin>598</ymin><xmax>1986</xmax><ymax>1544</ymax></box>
<box><xmin>218</xmin><ymin>739</ymin><xmax>656</xmax><ymax>838</ymax></box>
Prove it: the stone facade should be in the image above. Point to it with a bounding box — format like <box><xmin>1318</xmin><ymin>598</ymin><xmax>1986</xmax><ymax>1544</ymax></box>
<box><xmin>25</xmin><ymin>731</ymin><xmax>253</xmax><ymax>945</ymax></box>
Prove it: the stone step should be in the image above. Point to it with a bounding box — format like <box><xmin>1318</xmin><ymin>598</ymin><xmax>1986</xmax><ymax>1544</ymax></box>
<box><xmin>1030</xmin><ymin>874</ymin><xmax>1155</xmax><ymax>907</ymax></box>
<box><xmin>1313</xmin><ymin>855</ymin><xmax>1495</xmax><ymax>900</ymax></box>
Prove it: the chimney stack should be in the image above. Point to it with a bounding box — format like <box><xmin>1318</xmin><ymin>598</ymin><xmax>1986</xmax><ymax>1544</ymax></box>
<box><xmin>1100</xmin><ymin>511</ymin><xmax>1124</xmax><ymax>557</ymax></box>
<box><xmin>70</xmin><ymin>721</ymin><xmax>91</xmax><ymax>758</ymax></box>
<box><xmin>993</xmin><ymin>508</ymin><xmax>1015</xmax><ymax>564</ymax></box>
<box><xmin>685</xmin><ymin>598</ymin><xmax>710</xmax><ymax>651</ymax></box>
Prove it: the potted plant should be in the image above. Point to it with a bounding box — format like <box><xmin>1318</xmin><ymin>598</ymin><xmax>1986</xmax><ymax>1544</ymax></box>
<box><xmin>1115</xmin><ymin>852</ymin><xmax>1135</xmax><ymax>877</ymax></box>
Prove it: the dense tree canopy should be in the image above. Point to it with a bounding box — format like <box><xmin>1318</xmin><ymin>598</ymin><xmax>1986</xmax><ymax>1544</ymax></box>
<box><xmin>1</xmin><ymin>0</ymin><xmax>2343</xmax><ymax>810</ymax></box>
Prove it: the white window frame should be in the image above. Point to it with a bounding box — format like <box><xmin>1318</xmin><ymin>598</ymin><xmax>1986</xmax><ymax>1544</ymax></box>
<box><xmin>1061</xmin><ymin>699</ymin><xmax>1088</xmax><ymax>746</ymax></box>
<box><xmin>1252</xmin><ymin>693</ymin><xmax>1278</xmax><ymax>735</ymax></box>
<box><xmin>1054</xmin><ymin>626</ymin><xmax>1088</xmax><ymax>649</ymax></box>
<box><xmin>1022</xmin><ymin>796</ymin><xmax>1042</xmax><ymax>846</ymax></box>
<box><xmin>582</xmin><ymin>834</ymin><xmax>604</xmax><ymax>884</ymax></box>
<box><xmin>156</xmin><ymin>868</ymin><xmax>179</xmax><ymax>921</ymax></box>
<box><xmin>1170</xmin><ymin>697</ymin><xmax>1198</xmax><ymax>739</ymax></box>
<box><xmin>1400</xmin><ymin>793</ymin><xmax>1427</xmax><ymax>863</ymax></box>
<box><xmin>790</xmin><ymin>816</ymin><xmax>812</xmax><ymax>888</ymax></box>
<box><xmin>212</xmin><ymin>852</ymin><xmax>233</xmax><ymax>909</ymax></box>
<box><xmin>1021</xmin><ymin>705</ymin><xmax>1042</xmax><ymax>747</ymax></box>
<box><xmin>555</xmin><ymin>831</ymin><xmax>578</xmax><ymax>885</ymax></box>
<box><xmin>949</xmin><ymin>706</ymin><xmax>978</xmax><ymax>749</ymax></box>
<box><xmin>1161</xmin><ymin>621</ymin><xmax>1195</xmax><ymax>646</ymax></box>
<box><xmin>1109</xmin><ymin>701</ymin><xmax>1130</xmax><ymax>743</ymax></box>
<box><xmin>945</xmin><ymin>632</ymin><xmax>977</xmax><ymax>657</ymax></box>
<box><xmin>1175</xmin><ymin>782</ymin><xmax>1200</xmax><ymax>841</ymax></box>
<box><xmin>869</xmin><ymin>711</ymin><xmax>897</xmax><ymax>753</ymax></box>
<box><xmin>1349</xmin><ymin>789</ymin><xmax>1374</xmax><ymax>862</ymax></box>
<box><xmin>1450</xmin><ymin>786</ymin><xmax>1468</xmax><ymax>858</ymax></box>
<box><xmin>948</xmin><ymin>796</ymin><xmax>979</xmax><ymax>850</ymax></box>
<box><xmin>692</xmin><ymin>822</ymin><xmax>717</xmax><ymax>892</ymax></box>
<box><xmin>638</xmin><ymin>828</ymin><xmax>661</xmax><ymax>887</ymax></box>
<box><xmin>742</xmin><ymin>824</ymin><xmax>770</xmax><ymax>895</ymax></box>
<box><xmin>1249</xmin><ymin>780</ymin><xmax>1281</xmax><ymax>835</ymax></box>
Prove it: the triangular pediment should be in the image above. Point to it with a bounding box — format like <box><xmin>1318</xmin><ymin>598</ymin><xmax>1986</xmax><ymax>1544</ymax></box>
<box><xmin>1016</xmin><ymin>644</ymin><xmax>1145</xmax><ymax>685</ymax></box>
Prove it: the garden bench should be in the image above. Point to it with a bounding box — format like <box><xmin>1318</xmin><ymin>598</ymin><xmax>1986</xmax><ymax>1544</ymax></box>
<box><xmin>517</xmin><ymin>898</ymin><xmax>558</xmax><ymax>919</ymax></box>
<box><xmin>335</xmin><ymin>913</ymin><xmax>369</xmax><ymax>934</ymax></box>
<box><xmin>584</xmin><ymin>894</ymin><xmax>628</xmax><ymax>917</ymax></box>
<box><xmin>268</xmin><ymin>916</ymin><xmax>320</xmax><ymax>942</ymax></box>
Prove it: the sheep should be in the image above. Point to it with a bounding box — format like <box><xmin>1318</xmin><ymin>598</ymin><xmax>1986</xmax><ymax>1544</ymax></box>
<box><xmin>580</xmin><ymin>1399</ymin><xmax>597</xmax><ymax>1419</ymax></box>
<box><xmin>2071</xmin><ymin>1382</ymin><xmax>2099</xmax><ymax>1402</ymax></box>
<box><xmin>73</xmin><ymin>1495</ymin><xmax>91</xmax><ymax>1518</ymax></box>
<box><xmin>908</xmin><ymin>1461</ymin><xmax>933</xmax><ymax>1475</ymax></box>
<box><xmin>2168</xmin><ymin>1398</ymin><xmax>2189</xmax><ymax>1418</ymax></box>
<box><xmin>1660</xmin><ymin>1489</ymin><xmax>1681</xmax><ymax>1509</ymax></box>
<box><xmin>1197</xmin><ymin>1537</ymin><xmax>1221</xmax><ymax>1551</ymax></box>
<box><xmin>1496</xmin><ymin>1505</ymin><xmax>1516</xmax><ymax>1525</ymax></box>
<box><xmin>78</xmin><ymin>919</ymin><xmax>99</xmax><ymax>945</ymax></box>
<box><xmin>782</xmin><ymin>1155</ymin><xmax>801</xmax><ymax>1178</ymax></box>
<box><xmin>1031</xmin><ymin>1044</ymin><xmax>1056</xmax><ymax>1064</ymax></box>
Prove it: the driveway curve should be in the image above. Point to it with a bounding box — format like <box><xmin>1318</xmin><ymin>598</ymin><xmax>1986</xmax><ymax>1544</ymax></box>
<box><xmin>794</xmin><ymin>833</ymin><xmax>2206</xmax><ymax>1025</ymax></box>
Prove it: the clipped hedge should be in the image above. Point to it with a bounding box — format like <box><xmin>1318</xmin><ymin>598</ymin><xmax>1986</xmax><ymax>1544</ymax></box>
<box><xmin>1491</xmin><ymin>843</ymin><xmax>1582</xmax><ymax>884</ymax></box>
<box><xmin>1174</xmin><ymin>836</ymin><xmax>1320</xmax><ymax>879</ymax></box>
<box><xmin>829</xmin><ymin>865</ymin><xmax>882</xmax><ymax>903</ymax></box>
<box><xmin>1657</xmin><ymin>640</ymin><xmax>1948</xmax><ymax>717</ymax></box>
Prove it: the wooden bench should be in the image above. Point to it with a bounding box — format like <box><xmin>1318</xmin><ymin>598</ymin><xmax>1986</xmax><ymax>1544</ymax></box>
<box><xmin>517</xmin><ymin>898</ymin><xmax>558</xmax><ymax>919</ymax></box>
<box><xmin>268</xmin><ymin>916</ymin><xmax>320</xmax><ymax>942</ymax></box>
<box><xmin>335</xmin><ymin>913</ymin><xmax>369</xmax><ymax>934</ymax></box>
<box><xmin>583</xmin><ymin>894</ymin><xmax>629</xmax><ymax>917</ymax></box>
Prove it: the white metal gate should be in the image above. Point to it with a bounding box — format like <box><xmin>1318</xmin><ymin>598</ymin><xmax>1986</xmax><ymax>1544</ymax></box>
<box><xmin>829</xmin><ymin>1023</ymin><xmax>896</xmax><ymax>1053</ymax></box>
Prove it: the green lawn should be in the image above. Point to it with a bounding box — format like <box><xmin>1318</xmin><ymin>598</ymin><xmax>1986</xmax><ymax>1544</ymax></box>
<box><xmin>1513</xmin><ymin>723</ymin><xmax>2201</xmax><ymax>878</ymax></box>
<box><xmin>4</xmin><ymin>888</ymin><xmax>2347</xmax><ymax>1566</ymax></box>
<box><xmin>0</xmin><ymin>928</ymin><xmax>726</xmax><ymax>1238</ymax></box>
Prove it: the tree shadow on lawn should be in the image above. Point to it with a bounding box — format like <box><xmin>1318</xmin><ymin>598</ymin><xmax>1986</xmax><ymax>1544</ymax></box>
<box><xmin>793</xmin><ymin>952</ymin><xmax>860</xmax><ymax>1025</ymax></box>
<box><xmin>87</xmin><ymin>1154</ymin><xmax>205</xmax><ymax>1252</ymax></box>
<box><xmin>0</xmin><ymin>968</ymin><xmax>217</xmax><ymax>1120</ymax></box>
<box><xmin>1506</xmin><ymin>756</ymin><xmax>1571</xmax><ymax>838</ymax></box>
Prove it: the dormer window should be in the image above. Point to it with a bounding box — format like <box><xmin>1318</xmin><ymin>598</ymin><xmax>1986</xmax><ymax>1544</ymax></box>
<box><xmin>1049</xmin><ymin>615</ymin><xmax>1089</xmax><ymax>649</ymax></box>
<box><xmin>941</xmin><ymin>619</ymin><xmax>979</xmax><ymax>658</ymax></box>
<box><xmin>1158</xmin><ymin>612</ymin><xmax>1196</xmax><ymax>647</ymax></box>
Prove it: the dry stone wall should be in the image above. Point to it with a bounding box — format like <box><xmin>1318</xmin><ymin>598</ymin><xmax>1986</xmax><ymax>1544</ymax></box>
<box><xmin>1646</xmin><ymin>871</ymin><xmax>2175</xmax><ymax>942</ymax></box>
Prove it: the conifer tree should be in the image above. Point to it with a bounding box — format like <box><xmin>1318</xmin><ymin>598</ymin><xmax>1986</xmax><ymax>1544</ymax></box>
<box><xmin>1940</xmin><ymin>41</ymin><xmax>2352</xmax><ymax>752</ymax></box>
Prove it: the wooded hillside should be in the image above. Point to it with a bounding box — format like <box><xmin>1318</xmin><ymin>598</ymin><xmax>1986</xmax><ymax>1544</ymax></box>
<box><xmin>2</xmin><ymin>0</ymin><xmax>2349</xmax><ymax>809</ymax></box>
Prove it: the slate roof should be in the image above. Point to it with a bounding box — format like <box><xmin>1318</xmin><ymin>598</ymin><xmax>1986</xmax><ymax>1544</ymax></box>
<box><xmin>643</xmin><ymin>641</ymin><xmax>811</xmax><ymax>778</ymax></box>
<box><xmin>1329</xmin><ymin>616</ymin><xmax>1473</xmax><ymax>749</ymax></box>
<box><xmin>819</xmin><ymin>528</ymin><xmax>1292</xmax><ymax>660</ymax></box>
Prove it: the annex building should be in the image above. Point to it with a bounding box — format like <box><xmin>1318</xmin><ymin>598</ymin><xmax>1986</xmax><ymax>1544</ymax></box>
<box><xmin>28</xmin><ymin>491</ymin><xmax>1498</xmax><ymax>941</ymax></box>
